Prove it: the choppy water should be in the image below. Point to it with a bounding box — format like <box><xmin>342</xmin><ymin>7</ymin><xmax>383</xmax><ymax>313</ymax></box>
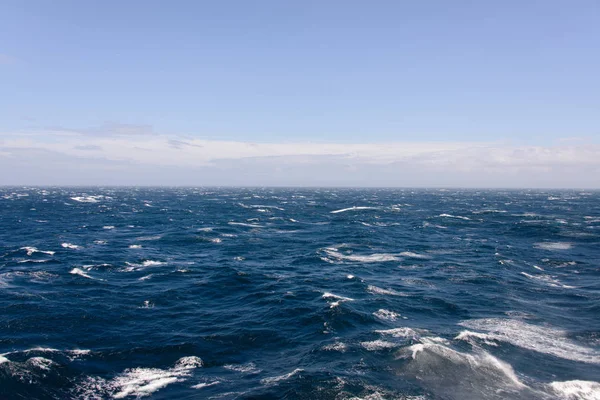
<box><xmin>1</xmin><ymin>187</ymin><xmax>599</xmax><ymax>400</ymax></box>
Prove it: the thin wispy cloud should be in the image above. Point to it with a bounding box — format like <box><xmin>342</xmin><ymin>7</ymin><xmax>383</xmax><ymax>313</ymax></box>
<box><xmin>1</xmin><ymin>128</ymin><xmax>598</xmax><ymax>187</ymax></box>
<box><xmin>0</xmin><ymin>53</ymin><xmax>18</xmax><ymax>65</ymax></box>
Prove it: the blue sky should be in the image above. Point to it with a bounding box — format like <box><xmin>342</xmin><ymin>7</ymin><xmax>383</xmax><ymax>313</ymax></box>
<box><xmin>1</xmin><ymin>1</ymin><xmax>599</xmax><ymax>186</ymax></box>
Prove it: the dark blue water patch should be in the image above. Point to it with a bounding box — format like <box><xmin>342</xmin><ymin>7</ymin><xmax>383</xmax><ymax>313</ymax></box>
<box><xmin>1</xmin><ymin>187</ymin><xmax>600</xmax><ymax>399</ymax></box>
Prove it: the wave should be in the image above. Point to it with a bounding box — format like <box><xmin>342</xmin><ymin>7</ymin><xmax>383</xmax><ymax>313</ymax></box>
<box><xmin>360</xmin><ymin>340</ymin><xmax>397</xmax><ymax>351</ymax></box>
<box><xmin>192</xmin><ymin>380</ymin><xmax>221</xmax><ymax>389</ymax></box>
<box><xmin>61</xmin><ymin>242</ymin><xmax>81</xmax><ymax>249</ymax></box>
<box><xmin>400</xmin><ymin>340</ymin><xmax>529</xmax><ymax>399</ymax></box>
<box><xmin>520</xmin><ymin>272</ymin><xmax>575</xmax><ymax>289</ymax></box>
<box><xmin>458</xmin><ymin>318</ymin><xmax>600</xmax><ymax>364</ymax></box>
<box><xmin>223</xmin><ymin>362</ymin><xmax>260</xmax><ymax>374</ymax></box>
<box><xmin>228</xmin><ymin>222</ymin><xmax>265</xmax><ymax>228</ymax></box>
<box><xmin>70</xmin><ymin>268</ymin><xmax>101</xmax><ymax>280</ymax></box>
<box><xmin>322</xmin><ymin>342</ymin><xmax>348</xmax><ymax>352</ymax></box>
<box><xmin>322</xmin><ymin>248</ymin><xmax>400</xmax><ymax>263</ymax></box>
<box><xmin>373</xmin><ymin>309</ymin><xmax>401</xmax><ymax>321</ymax></box>
<box><xmin>534</xmin><ymin>242</ymin><xmax>573</xmax><ymax>251</ymax></box>
<box><xmin>375</xmin><ymin>327</ymin><xmax>425</xmax><ymax>339</ymax></box>
<box><xmin>438</xmin><ymin>213</ymin><xmax>471</xmax><ymax>220</ymax></box>
<box><xmin>20</xmin><ymin>246</ymin><xmax>55</xmax><ymax>256</ymax></box>
<box><xmin>322</xmin><ymin>292</ymin><xmax>354</xmax><ymax>308</ymax></box>
<box><xmin>548</xmin><ymin>380</ymin><xmax>600</xmax><ymax>400</ymax></box>
<box><xmin>330</xmin><ymin>206</ymin><xmax>379</xmax><ymax>214</ymax></box>
<box><xmin>73</xmin><ymin>356</ymin><xmax>203</xmax><ymax>399</ymax></box>
<box><xmin>70</xmin><ymin>195</ymin><xmax>104</xmax><ymax>203</ymax></box>
<box><xmin>260</xmin><ymin>368</ymin><xmax>303</xmax><ymax>385</ymax></box>
<box><xmin>367</xmin><ymin>285</ymin><xmax>407</xmax><ymax>296</ymax></box>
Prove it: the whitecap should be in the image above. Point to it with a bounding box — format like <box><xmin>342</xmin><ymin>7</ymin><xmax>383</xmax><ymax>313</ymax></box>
<box><xmin>260</xmin><ymin>368</ymin><xmax>303</xmax><ymax>385</ymax></box>
<box><xmin>322</xmin><ymin>342</ymin><xmax>348</xmax><ymax>352</ymax></box>
<box><xmin>129</xmin><ymin>244</ymin><xmax>142</xmax><ymax>249</ymax></box>
<box><xmin>399</xmin><ymin>251</ymin><xmax>430</xmax><ymax>259</ymax></box>
<box><xmin>375</xmin><ymin>327</ymin><xmax>424</xmax><ymax>339</ymax></box>
<box><xmin>192</xmin><ymin>381</ymin><xmax>221</xmax><ymax>389</ymax></box>
<box><xmin>330</xmin><ymin>206</ymin><xmax>379</xmax><ymax>214</ymax></box>
<box><xmin>549</xmin><ymin>380</ymin><xmax>600</xmax><ymax>400</ymax></box>
<box><xmin>228</xmin><ymin>222</ymin><xmax>264</xmax><ymax>228</ymax></box>
<box><xmin>70</xmin><ymin>196</ymin><xmax>101</xmax><ymax>203</ymax></box>
<box><xmin>20</xmin><ymin>247</ymin><xmax>55</xmax><ymax>256</ymax></box>
<box><xmin>520</xmin><ymin>272</ymin><xmax>575</xmax><ymax>289</ymax></box>
<box><xmin>401</xmin><ymin>340</ymin><xmax>526</xmax><ymax>394</ymax></box>
<box><xmin>70</xmin><ymin>268</ymin><xmax>101</xmax><ymax>280</ymax></box>
<box><xmin>322</xmin><ymin>292</ymin><xmax>354</xmax><ymax>308</ymax></box>
<box><xmin>223</xmin><ymin>362</ymin><xmax>260</xmax><ymax>373</ymax></box>
<box><xmin>323</xmin><ymin>248</ymin><xmax>399</xmax><ymax>263</ymax></box>
<box><xmin>438</xmin><ymin>213</ymin><xmax>471</xmax><ymax>220</ymax></box>
<box><xmin>26</xmin><ymin>357</ymin><xmax>55</xmax><ymax>371</ymax></box>
<box><xmin>61</xmin><ymin>242</ymin><xmax>81</xmax><ymax>249</ymax></box>
<box><xmin>75</xmin><ymin>356</ymin><xmax>203</xmax><ymax>399</ymax></box>
<box><xmin>360</xmin><ymin>340</ymin><xmax>397</xmax><ymax>351</ymax></box>
<box><xmin>373</xmin><ymin>309</ymin><xmax>401</xmax><ymax>321</ymax></box>
<box><xmin>534</xmin><ymin>242</ymin><xmax>573</xmax><ymax>251</ymax></box>
<box><xmin>458</xmin><ymin>318</ymin><xmax>600</xmax><ymax>364</ymax></box>
<box><xmin>143</xmin><ymin>260</ymin><xmax>164</xmax><ymax>267</ymax></box>
<box><xmin>455</xmin><ymin>331</ymin><xmax>499</xmax><ymax>346</ymax></box>
<box><xmin>367</xmin><ymin>285</ymin><xmax>407</xmax><ymax>297</ymax></box>
<box><xmin>103</xmin><ymin>226</ymin><xmax>115</xmax><ymax>230</ymax></box>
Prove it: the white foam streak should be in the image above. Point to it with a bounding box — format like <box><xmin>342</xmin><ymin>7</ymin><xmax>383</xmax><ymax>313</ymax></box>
<box><xmin>62</xmin><ymin>242</ymin><xmax>81</xmax><ymax>249</ymax></box>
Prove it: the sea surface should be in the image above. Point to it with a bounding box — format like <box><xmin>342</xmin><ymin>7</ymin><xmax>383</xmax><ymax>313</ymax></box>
<box><xmin>1</xmin><ymin>187</ymin><xmax>599</xmax><ymax>400</ymax></box>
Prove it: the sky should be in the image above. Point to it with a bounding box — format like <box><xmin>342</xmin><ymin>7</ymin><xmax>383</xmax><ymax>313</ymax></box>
<box><xmin>1</xmin><ymin>1</ymin><xmax>599</xmax><ymax>187</ymax></box>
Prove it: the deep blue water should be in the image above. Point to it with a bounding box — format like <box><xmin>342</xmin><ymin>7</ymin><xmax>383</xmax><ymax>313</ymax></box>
<box><xmin>1</xmin><ymin>188</ymin><xmax>599</xmax><ymax>400</ymax></box>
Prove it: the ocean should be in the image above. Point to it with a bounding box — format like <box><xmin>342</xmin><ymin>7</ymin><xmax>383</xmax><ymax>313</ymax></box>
<box><xmin>1</xmin><ymin>187</ymin><xmax>599</xmax><ymax>400</ymax></box>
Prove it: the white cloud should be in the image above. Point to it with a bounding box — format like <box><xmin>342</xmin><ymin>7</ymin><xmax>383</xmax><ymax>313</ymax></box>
<box><xmin>1</xmin><ymin>129</ymin><xmax>599</xmax><ymax>187</ymax></box>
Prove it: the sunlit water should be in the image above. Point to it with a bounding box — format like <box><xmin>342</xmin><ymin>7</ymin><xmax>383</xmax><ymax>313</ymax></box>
<box><xmin>1</xmin><ymin>187</ymin><xmax>599</xmax><ymax>399</ymax></box>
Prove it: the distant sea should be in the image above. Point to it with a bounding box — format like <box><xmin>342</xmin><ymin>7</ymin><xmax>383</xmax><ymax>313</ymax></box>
<box><xmin>1</xmin><ymin>187</ymin><xmax>599</xmax><ymax>399</ymax></box>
